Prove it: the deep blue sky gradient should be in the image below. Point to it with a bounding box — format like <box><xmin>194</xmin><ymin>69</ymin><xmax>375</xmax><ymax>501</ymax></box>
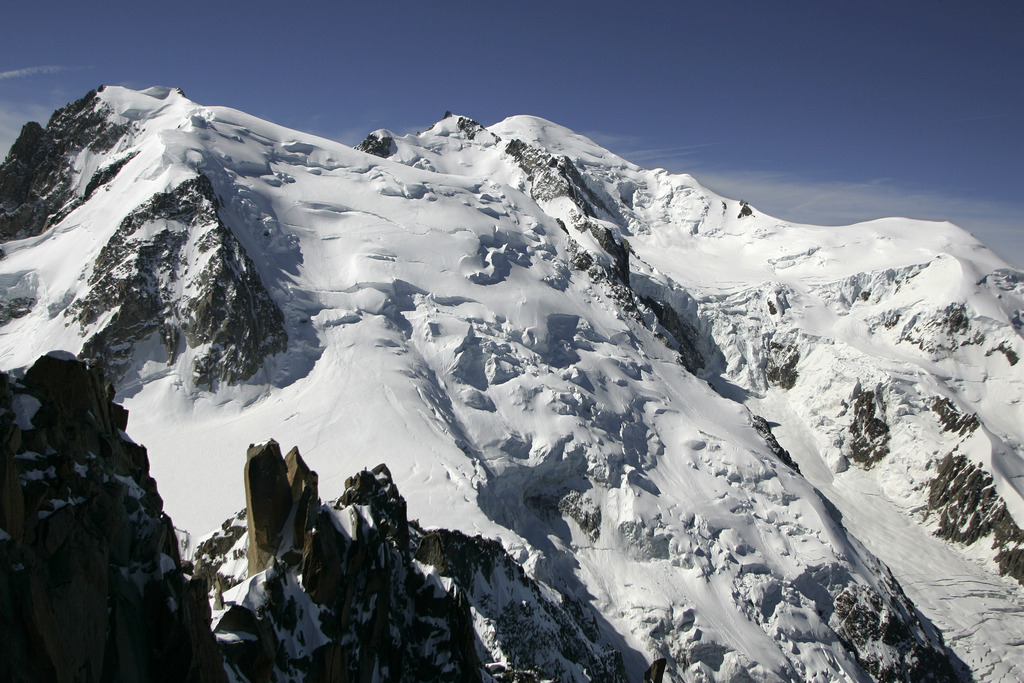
<box><xmin>2</xmin><ymin>1</ymin><xmax>1022</xmax><ymax>263</ymax></box>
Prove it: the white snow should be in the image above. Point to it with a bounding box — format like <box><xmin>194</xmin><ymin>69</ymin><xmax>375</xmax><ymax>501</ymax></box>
<box><xmin>2</xmin><ymin>85</ymin><xmax>1023</xmax><ymax>681</ymax></box>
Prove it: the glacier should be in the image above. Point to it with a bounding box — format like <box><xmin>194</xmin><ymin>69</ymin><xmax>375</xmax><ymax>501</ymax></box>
<box><xmin>1</xmin><ymin>85</ymin><xmax>1024</xmax><ymax>681</ymax></box>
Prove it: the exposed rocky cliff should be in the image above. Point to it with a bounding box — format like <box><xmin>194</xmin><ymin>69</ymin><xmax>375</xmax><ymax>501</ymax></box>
<box><xmin>503</xmin><ymin>134</ymin><xmax>709</xmax><ymax>374</ymax></box>
<box><xmin>0</xmin><ymin>88</ymin><xmax>130</xmax><ymax>241</ymax></box>
<box><xmin>0</xmin><ymin>353</ymin><xmax>225</xmax><ymax>682</ymax></box>
<box><xmin>0</xmin><ymin>92</ymin><xmax>288</xmax><ymax>389</ymax></box>
<box><xmin>196</xmin><ymin>441</ymin><xmax>630</xmax><ymax>683</ymax></box>
<box><xmin>355</xmin><ymin>130</ymin><xmax>396</xmax><ymax>158</ymax></box>
<box><xmin>847</xmin><ymin>386</ymin><xmax>891</xmax><ymax>468</ymax></box>
<box><xmin>3</xmin><ymin>87</ymin><xmax>1019</xmax><ymax>681</ymax></box>
<box><xmin>929</xmin><ymin>453</ymin><xmax>1024</xmax><ymax>585</ymax></box>
<box><xmin>72</xmin><ymin>173</ymin><xmax>287</xmax><ymax>387</ymax></box>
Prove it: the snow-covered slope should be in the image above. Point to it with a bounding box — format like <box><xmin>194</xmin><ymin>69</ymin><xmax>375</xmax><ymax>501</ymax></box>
<box><xmin>2</xmin><ymin>86</ymin><xmax>1023</xmax><ymax>681</ymax></box>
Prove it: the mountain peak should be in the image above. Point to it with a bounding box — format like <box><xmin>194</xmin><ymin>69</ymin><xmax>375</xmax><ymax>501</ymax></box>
<box><xmin>1</xmin><ymin>87</ymin><xmax>1023</xmax><ymax>681</ymax></box>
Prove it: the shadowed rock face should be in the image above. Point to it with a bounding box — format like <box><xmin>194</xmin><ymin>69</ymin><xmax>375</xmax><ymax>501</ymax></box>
<box><xmin>643</xmin><ymin>658</ymin><xmax>667</xmax><ymax>683</ymax></box>
<box><xmin>0</xmin><ymin>90</ymin><xmax>287</xmax><ymax>389</ymax></box>
<box><xmin>752</xmin><ymin>415</ymin><xmax>801</xmax><ymax>473</ymax></box>
<box><xmin>929</xmin><ymin>453</ymin><xmax>1024</xmax><ymax>586</ymax></box>
<box><xmin>72</xmin><ymin>174</ymin><xmax>288</xmax><ymax>388</ymax></box>
<box><xmin>208</xmin><ymin>454</ymin><xmax>487</xmax><ymax>683</ymax></box>
<box><xmin>0</xmin><ymin>89</ymin><xmax>130</xmax><ymax>241</ymax></box>
<box><xmin>831</xmin><ymin>581</ymin><xmax>959</xmax><ymax>682</ymax></box>
<box><xmin>244</xmin><ymin>441</ymin><xmax>293</xmax><ymax>576</ymax></box>
<box><xmin>931</xmin><ymin>397</ymin><xmax>980</xmax><ymax>437</ymax></box>
<box><xmin>0</xmin><ymin>354</ymin><xmax>225</xmax><ymax>683</ymax></box>
<box><xmin>637</xmin><ymin>293</ymin><xmax>705</xmax><ymax>374</ymax></box>
<box><xmin>765</xmin><ymin>340</ymin><xmax>799</xmax><ymax>390</ymax></box>
<box><xmin>243</xmin><ymin>440</ymin><xmax>317</xmax><ymax>575</ymax></box>
<box><xmin>355</xmin><ymin>131</ymin><xmax>396</xmax><ymax>158</ymax></box>
<box><xmin>197</xmin><ymin>447</ymin><xmax>630</xmax><ymax>683</ymax></box>
<box><xmin>848</xmin><ymin>388</ymin><xmax>890</xmax><ymax>468</ymax></box>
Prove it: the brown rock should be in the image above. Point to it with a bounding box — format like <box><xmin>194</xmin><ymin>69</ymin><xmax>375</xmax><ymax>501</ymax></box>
<box><xmin>23</xmin><ymin>354</ymin><xmax>108</xmax><ymax>432</ymax></box>
<box><xmin>300</xmin><ymin>508</ymin><xmax>343</xmax><ymax>605</ymax></box>
<box><xmin>643</xmin><ymin>658</ymin><xmax>667</xmax><ymax>683</ymax></box>
<box><xmin>284</xmin><ymin>446</ymin><xmax>318</xmax><ymax>550</ymax></box>
<box><xmin>244</xmin><ymin>440</ymin><xmax>292</xmax><ymax>576</ymax></box>
<box><xmin>0</xmin><ymin>355</ymin><xmax>228</xmax><ymax>683</ymax></box>
<box><xmin>215</xmin><ymin>604</ymin><xmax>276</xmax><ymax>683</ymax></box>
<box><xmin>284</xmin><ymin>446</ymin><xmax>315</xmax><ymax>502</ymax></box>
<box><xmin>183</xmin><ymin>577</ymin><xmax>231</xmax><ymax>683</ymax></box>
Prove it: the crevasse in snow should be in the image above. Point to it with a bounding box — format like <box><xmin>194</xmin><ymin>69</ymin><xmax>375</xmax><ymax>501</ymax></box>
<box><xmin>2</xmin><ymin>86</ymin><xmax>1023</xmax><ymax>681</ymax></box>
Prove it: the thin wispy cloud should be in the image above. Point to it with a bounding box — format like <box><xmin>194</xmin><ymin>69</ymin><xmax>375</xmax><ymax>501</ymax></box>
<box><xmin>624</xmin><ymin>143</ymin><xmax>720</xmax><ymax>163</ymax></box>
<box><xmin>0</xmin><ymin>65</ymin><xmax>70</xmax><ymax>81</ymax></box>
<box><xmin>585</xmin><ymin>130</ymin><xmax>720</xmax><ymax>166</ymax></box>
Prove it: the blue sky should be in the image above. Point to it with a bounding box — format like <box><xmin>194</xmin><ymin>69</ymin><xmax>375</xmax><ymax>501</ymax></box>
<box><xmin>3</xmin><ymin>1</ymin><xmax>1022</xmax><ymax>264</ymax></box>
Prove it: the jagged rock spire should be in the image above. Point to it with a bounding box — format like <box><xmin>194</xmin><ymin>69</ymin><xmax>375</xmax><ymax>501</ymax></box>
<box><xmin>243</xmin><ymin>440</ymin><xmax>318</xmax><ymax>576</ymax></box>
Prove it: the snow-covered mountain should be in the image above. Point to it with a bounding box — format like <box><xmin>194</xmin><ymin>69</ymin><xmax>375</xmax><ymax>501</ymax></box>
<box><xmin>2</xmin><ymin>85</ymin><xmax>1023</xmax><ymax>681</ymax></box>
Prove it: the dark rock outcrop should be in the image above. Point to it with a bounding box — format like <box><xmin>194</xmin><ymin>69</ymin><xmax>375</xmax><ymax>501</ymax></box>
<box><xmin>831</xmin><ymin>580</ymin><xmax>960</xmax><ymax>682</ymax></box>
<box><xmin>355</xmin><ymin>131</ymin><xmax>396</xmax><ymax>158</ymax></box>
<box><xmin>638</xmin><ymin>293</ymin><xmax>705</xmax><ymax>374</ymax></box>
<box><xmin>929</xmin><ymin>453</ymin><xmax>1024</xmax><ymax>586</ymax></box>
<box><xmin>244</xmin><ymin>440</ymin><xmax>294</xmax><ymax>575</ymax></box>
<box><xmin>198</xmin><ymin>446</ymin><xmax>631</xmax><ymax>683</ymax></box>
<box><xmin>524</xmin><ymin>486</ymin><xmax>603</xmax><ymax>542</ymax></box>
<box><xmin>557</xmin><ymin>489</ymin><xmax>603</xmax><ymax>541</ymax></box>
<box><xmin>848</xmin><ymin>387</ymin><xmax>890</xmax><ymax>468</ymax></box>
<box><xmin>931</xmin><ymin>397</ymin><xmax>980</xmax><ymax>436</ymax></box>
<box><xmin>643</xmin><ymin>658</ymin><xmax>667</xmax><ymax>683</ymax></box>
<box><xmin>455</xmin><ymin>116</ymin><xmax>488</xmax><ymax>140</ymax></box>
<box><xmin>83</xmin><ymin>150</ymin><xmax>137</xmax><ymax>199</ymax></box>
<box><xmin>986</xmin><ymin>341</ymin><xmax>1019</xmax><ymax>366</ymax></box>
<box><xmin>285</xmin><ymin>445</ymin><xmax>319</xmax><ymax>558</ymax></box>
<box><xmin>0</xmin><ymin>296</ymin><xmax>34</xmax><ymax>326</ymax></box>
<box><xmin>0</xmin><ymin>353</ymin><xmax>226</xmax><ymax>683</ymax></box>
<box><xmin>210</xmin><ymin>455</ymin><xmax>486</xmax><ymax>683</ymax></box>
<box><xmin>752</xmin><ymin>415</ymin><xmax>801</xmax><ymax>473</ymax></box>
<box><xmin>72</xmin><ymin>174</ymin><xmax>287</xmax><ymax>387</ymax></box>
<box><xmin>901</xmin><ymin>301</ymin><xmax>985</xmax><ymax>356</ymax></box>
<box><xmin>941</xmin><ymin>302</ymin><xmax>971</xmax><ymax>336</ymax></box>
<box><xmin>0</xmin><ymin>89</ymin><xmax>130</xmax><ymax>241</ymax></box>
<box><xmin>766</xmin><ymin>340</ymin><xmax>799</xmax><ymax>390</ymax></box>
<box><xmin>240</xmin><ymin>441</ymin><xmax>320</xmax><ymax>577</ymax></box>
<box><xmin>191</xmin><ymin>509</ymin><xmax>248</xmax><ymax>607</ymax></box>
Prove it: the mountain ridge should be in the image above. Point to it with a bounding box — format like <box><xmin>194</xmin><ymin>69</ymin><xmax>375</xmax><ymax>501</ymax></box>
<box><xmin>1</xmin><ymin>85</ymin><xmax>1023</xmax><ymax>681</ymax></box>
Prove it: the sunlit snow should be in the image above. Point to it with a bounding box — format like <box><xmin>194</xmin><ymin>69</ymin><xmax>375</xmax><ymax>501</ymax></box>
<box><xmin>2</xmin><ymin>85</ymin><xmax>1023</xmax><ymax>680</ymax></box>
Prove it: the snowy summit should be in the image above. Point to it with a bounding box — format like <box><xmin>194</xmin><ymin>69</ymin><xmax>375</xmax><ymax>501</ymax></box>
<box><xmin>1</xmin><ymin>85</ymin><xmax>1023</xmax><ymax>682</ymax></box>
